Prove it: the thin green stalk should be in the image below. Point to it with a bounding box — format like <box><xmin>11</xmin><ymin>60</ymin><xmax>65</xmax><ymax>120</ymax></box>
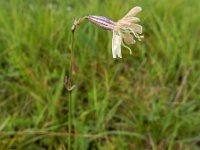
<box><xmin>68</xmin><ymin>32</ymin><xmax>75</xmax><ymax>150</ymax></box>
<box><xmin>68</xmin><ymin>92</ymin><xmax>72</xmax><ymax>150</ymax></box>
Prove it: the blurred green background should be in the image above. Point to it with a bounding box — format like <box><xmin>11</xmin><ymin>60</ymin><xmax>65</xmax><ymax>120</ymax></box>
<box><xmin>0</xmin><ymin>0</ymin><xmax>200</xmax><ymax>149</ymax></box>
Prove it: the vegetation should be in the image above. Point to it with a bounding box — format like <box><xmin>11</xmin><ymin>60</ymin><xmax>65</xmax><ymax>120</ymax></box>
<box><xmin>0</xmin><ymin>0</ymin><xmax>200</xmax><ymax>149</ymax></box>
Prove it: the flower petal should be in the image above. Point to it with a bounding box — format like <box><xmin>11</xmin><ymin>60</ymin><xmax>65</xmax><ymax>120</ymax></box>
<box><xmin>126</xmin><ymin>17</ymin><xmax>140</xmax><ymax>23</ymax></box>
<box><xmin>112</xmin><ymin>32</ymin><xmax>122</xmax><ymax>58</ymax></box>
<box><xmin>114</xmin><ymin>7</ymin><xmax>142</xmax><ymax>31</ymax></box>
<box><xmin>117</xmin><ymin>17</ymin><xmax>140</xmax><ymax>27</ymax></box>
<box><xmin>123</xmin><ymin>33</ymin><xmax>136</xmax><ymax>45</ymax></box>
<box><xmin>124</xmin><ymin>6</ymin><xmax>142</xmax><ymax>17</ymax></box>
<box><xmin>131</xmin><ymin>24</ymin><xmax>142</xmax><ymax>34</ymax></box>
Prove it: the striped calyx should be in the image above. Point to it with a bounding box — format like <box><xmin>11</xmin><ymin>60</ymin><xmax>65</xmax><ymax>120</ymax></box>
<box><xmin>86</xmin><ymin>16</ymin><xmax>115</xmax><ymax>31</ymax></box>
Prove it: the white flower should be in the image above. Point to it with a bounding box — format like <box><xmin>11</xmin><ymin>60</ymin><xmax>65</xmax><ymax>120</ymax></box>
<box><xmin>112</xmin><ymin>6</ymin><xmax>143</xmax><ymax>58</ymax></box>
<box><xmin>72</xmin><ymin>6</ymin><xmax>143</xmax><ymax>58</ymax></box>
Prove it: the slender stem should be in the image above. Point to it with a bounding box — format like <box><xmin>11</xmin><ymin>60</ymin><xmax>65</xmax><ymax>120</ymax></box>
<box><xmin>68</xmin><ymin>92</ymin><xmax>72</xmax><ymax>150</ymax></box>
<box><xmin>68</xmin><ymin>33</ymin><xmax>74</xmax><ymax>150</ymax></box>
<box><xmin>67</xmin><ymin>16</ymin><xmax>85</xmax><ymax>149</ymax></box>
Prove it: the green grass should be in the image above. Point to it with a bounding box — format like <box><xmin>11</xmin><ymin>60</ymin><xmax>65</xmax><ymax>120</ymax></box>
<box><xmin>0</xmin><ymin>0</ymin><xmax>200</xmax><ymax>149</ymax></box>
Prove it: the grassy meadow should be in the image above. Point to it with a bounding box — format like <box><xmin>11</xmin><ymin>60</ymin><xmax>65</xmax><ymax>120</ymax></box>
<box><xmin>0</xmin><ymin>0</ymin><xmax>200</xmax><ymax>149</ymax></box>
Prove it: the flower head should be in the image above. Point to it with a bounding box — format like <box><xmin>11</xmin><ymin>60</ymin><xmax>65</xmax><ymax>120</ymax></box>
<box><xmin>72</xmin><ymin>6</ymin><xmax>143</xmax><ymax>58</ymax></box>
<box><xmin>112</xmin><ymin>6</ymin><xmax>143</xmax><ymax>58</ymax></box>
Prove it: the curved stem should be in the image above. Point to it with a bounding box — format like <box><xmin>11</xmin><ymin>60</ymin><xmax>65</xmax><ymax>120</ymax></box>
<box><xmin>72</xmin><ymin>16</ymin><xmax>88</xmax><ymax>33</ymax></box>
